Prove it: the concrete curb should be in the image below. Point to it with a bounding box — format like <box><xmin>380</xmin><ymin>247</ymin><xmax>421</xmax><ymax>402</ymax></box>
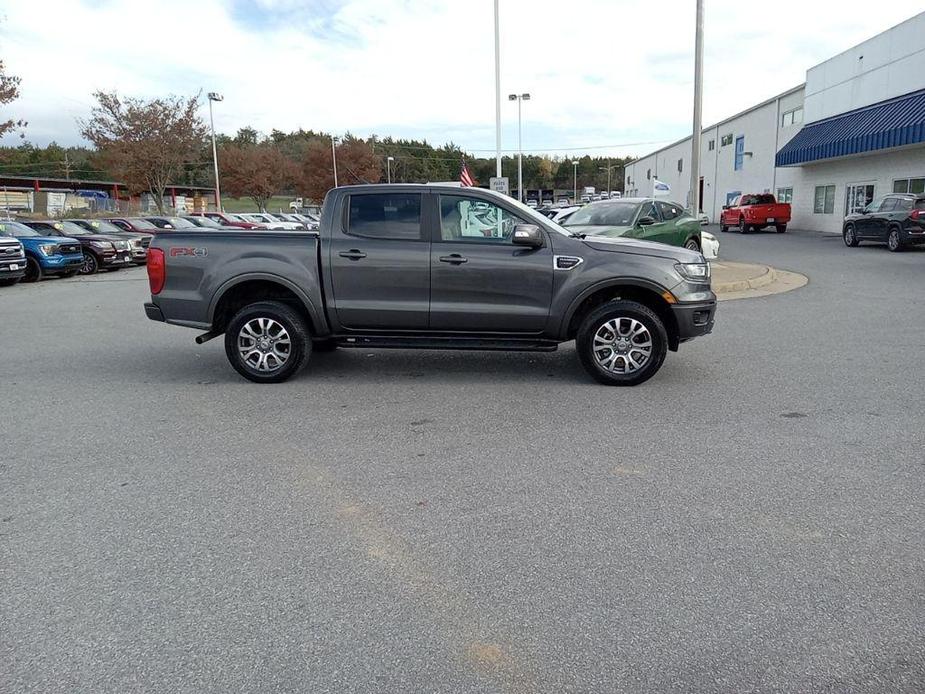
<box><xmin>712</xmin><ymin>262</ymin><xmax>777</xmax><ymax>294</ymax></box>
<box><xmin>711</xmin><ymin>261</ymin><xmax>809</xmax><ymax>301</ymax></box>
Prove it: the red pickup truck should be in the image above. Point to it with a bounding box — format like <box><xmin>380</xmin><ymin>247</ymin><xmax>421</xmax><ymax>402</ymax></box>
<box><xmin>720</xmin><ymin>194</ymin><xmax>791</xmax><ymax>233</ymax></box>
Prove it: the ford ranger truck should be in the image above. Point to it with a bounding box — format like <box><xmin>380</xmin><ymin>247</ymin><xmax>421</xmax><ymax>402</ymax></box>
<box><xmin>720</xmin><ymin>193</ymin><xmax>791</xmax><ymax>233</ymax></box>
<box><xmin>144</xmin><ymin>185</ymin><xmax>716</xmax><ymax>386</ymax></box>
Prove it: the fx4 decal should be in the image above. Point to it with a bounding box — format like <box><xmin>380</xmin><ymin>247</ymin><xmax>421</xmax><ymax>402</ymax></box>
<box><xmin>169</xmin><ymin>247</ymin><xmax>208</xmax><ymax>257</ymax></box>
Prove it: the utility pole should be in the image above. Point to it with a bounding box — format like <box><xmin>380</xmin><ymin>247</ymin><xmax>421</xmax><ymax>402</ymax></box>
<box><xmin>63</xmin><ymin>152</ymin><xmax>71</xmax><ymax>179</ymax></box>
<box><xmin>689</xmin><ymin>0</ymin><xmax>704</xmax><ymax>213</ymax></box>
<box><xmin>493</xmin><ymin>0</ymin><xmax>502</xmax><ymax>178</ymax></box>
<box><xmin>573</xmin><ymin>160</ymin><xmax>579</xmax><ymax>203</ymax></box>
<box><xmin>509</xmin><ymin>93</ymin><xmax>530</xmax><ymax>202</ymax></box>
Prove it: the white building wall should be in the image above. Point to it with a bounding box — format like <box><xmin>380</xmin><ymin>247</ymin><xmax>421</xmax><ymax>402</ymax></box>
<box><xmin>624</xmin><ymin>86</ymin><xmax>805</xmax><ymax>223</ymax></box>
<box><xmin>804</xmin><ymin>11</ymin><xmax>925</xmax><ymax>122</ymax></box>
<box><xmin>776</xmin><ymin>145</ymin><xmax>925</xmax><ymax>233</ymax></box>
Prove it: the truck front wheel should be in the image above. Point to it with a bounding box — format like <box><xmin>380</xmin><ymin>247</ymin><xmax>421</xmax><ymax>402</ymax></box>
<box><xmin>224</xmin><ymin>301</ymin><xmax>311</xmax><ymax>383</ymax></box>
<box><xmin>576</xmin><ymin>300</ymin><xmax>668</xmax><ymax>386</ymax></box>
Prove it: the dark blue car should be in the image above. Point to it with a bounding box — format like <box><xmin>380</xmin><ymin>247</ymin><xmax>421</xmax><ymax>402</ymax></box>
<box><xmin>0</xmin><ymin>220</ymin><xmax>84</xmax><ymax>282</ymax></box>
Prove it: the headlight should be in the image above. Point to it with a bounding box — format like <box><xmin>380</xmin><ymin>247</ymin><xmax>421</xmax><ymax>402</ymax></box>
<box><xmin>39</xmin><ymin>243</ymin><xmax>59</xmax><ymax>256</ymax></box>
<box><xmin>90</xmin><ymin>240</ymin><xmax>114</xmax><ymax>250</ymax></box>
<box><xmin>675</xmin><ymin>262</ymin><xmax>711</xmax><ymax>282</ymax></box>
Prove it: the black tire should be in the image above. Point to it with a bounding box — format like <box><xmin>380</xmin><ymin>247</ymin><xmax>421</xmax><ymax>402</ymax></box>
<box><xmin>720</xmin><ymin>224</ymin><xmax>729</xmax><ymax>233</ymax></box>
<box><xmin>739</xmin><ymin>217</ymin><xmax>749</xmax><ymax>233</ymax></box>
<box><xmin>843</xmin><ymin>224</ymin><xmax>859</xmax><ymax>247</ymax></box>
<box><xmin>0</xmin><ymin>277</ymin><xmax>20</xmax><ymax>287</ymax></box>
<box><xmin>684</xmin><ymin>237</ymin><xmax>700</xmax><ymax>252</ymax></box>
<box><xmin>576</xmin><ymin>300</ymin><xmax>668</xmax><ymax>386</ymax></box>
<box><xmin>312</xmin><ymin>338</ymin><xmax>338</xmax><ymax>352</ymax></box>
<box><xmin>887</xmin><ymin>228</ymin><xmax>903</xmax><ymax>252</ymax></box>
<box><xmin>775</xmin><ymin>224</ymin><xmax>787</xmax><ymax>233</ymax></box>
<box><xmin>22</xmin><ymin>256</ymin><xmax>43</xmax><ymax>283</ymax></box>
<box><xmin>79</xmin><ymin>251</ymin><xmax>99</xmax><ymax>275</ymax></box>
<box><xmin>224</xmin><ymin>300</ymin><xmax>311</xmax><ymax>383</ymax></box>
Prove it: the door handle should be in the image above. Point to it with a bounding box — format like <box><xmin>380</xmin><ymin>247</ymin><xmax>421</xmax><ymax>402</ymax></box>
<box><xmin>339</xmin><ymin>249</ymin><xmax>367</xmax><ymax>260</ymax></box>
<box><xmin>439</xmin><ymin>254</ymin><xmax>468</xmax><ymax>264</ymax></box>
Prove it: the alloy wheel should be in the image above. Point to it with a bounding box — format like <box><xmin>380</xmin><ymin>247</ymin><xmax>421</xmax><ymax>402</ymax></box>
<box><xmin>80</xmin><ymin>253</ymin><xmax>97</xmax><ymax>275</ymax></box>
<box><xmin>592</xmin><ymin>317</ymin><xmax>653</xmax><ymax>374</ymax></box>
<box><xmin>888</xmin><ymin>230</ymin><xmax>900</xmax><ymax>251</ymax></box>
<box><xmin>237</xmin><ymin>317</ymin><xmax>292</xmax><ymax>372</ymax></box>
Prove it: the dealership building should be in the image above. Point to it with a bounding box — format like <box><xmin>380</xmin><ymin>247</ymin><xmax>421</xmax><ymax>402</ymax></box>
<box><xmin>623</xmin><ymin>11</ymin><xmax>925</xmax><ymax>233</ymax></box>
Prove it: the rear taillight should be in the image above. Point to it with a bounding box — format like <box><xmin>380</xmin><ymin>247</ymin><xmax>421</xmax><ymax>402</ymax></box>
<box><xmin>147</xmin><ymin>248</ymin><xmax>165</xmax><ymax>294</ymax></box>
<box><xmin>911</xmin><ymin>209</ymin><xmax>923</xmax><ymax>220</ymax></box>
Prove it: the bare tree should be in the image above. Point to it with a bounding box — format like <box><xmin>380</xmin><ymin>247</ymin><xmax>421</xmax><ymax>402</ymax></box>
<box><xmin>79</xmin><ymin>91</ymin><xmax>207</xmax><ymax>212</ymax></box>
<box><xmin>0</xmin><ymin>60</ymin><xmax>26</xmax><ymax>138</ymax></box>
<box><xmin>220</xmin><ymin>144</ymin><xmax>296</xmax><ymax>211</ymax></box>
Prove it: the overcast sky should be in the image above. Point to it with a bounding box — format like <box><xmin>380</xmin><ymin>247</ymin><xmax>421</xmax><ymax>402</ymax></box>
<box><xmin>0</xmin><ymin>1</ymin><xmax>918</xmax><ymax>158</ymax></box>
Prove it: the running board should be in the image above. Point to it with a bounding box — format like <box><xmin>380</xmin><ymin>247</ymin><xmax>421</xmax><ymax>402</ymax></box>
<box><xmin>334</xmin><ymin>335</ymin><xmax>559</xmax><ymax>352</ymax></box>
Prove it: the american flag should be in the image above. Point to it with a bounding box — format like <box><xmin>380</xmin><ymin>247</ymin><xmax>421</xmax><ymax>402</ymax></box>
<box><xmin>459</xmin><ymin>161</ymin><xmax>475</xmax><ymax>187</ymax></box>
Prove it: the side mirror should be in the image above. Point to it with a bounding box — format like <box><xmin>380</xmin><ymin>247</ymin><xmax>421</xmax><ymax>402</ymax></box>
<box><xmin>638</xmin><ymin>216</ymin><xmax>656</xmax><ymax>226</ymax></box>
<box><xmin>721</xmin><ymin>205</ymin><xmax>729</xmax><ymax>210</ymax></box>
<box><xmin>511</xmin><ymin>224</ymin><xmax>544</xmax><ymax>248</ymax></box>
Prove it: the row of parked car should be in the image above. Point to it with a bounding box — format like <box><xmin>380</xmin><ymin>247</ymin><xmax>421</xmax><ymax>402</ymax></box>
<box><xmin>0</xmin><ymin>211</ymin><xmax>322</xmax><ymax>285</ymax></box>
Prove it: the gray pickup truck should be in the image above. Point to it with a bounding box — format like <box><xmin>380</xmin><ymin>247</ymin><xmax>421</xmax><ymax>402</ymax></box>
<box><xmin>144</xmin><ymin>185</ymin><xmax>715</xmax><ymax>385</ymax></box>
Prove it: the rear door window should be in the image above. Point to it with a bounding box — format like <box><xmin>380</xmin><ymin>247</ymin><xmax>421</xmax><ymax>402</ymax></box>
<box><xmin>656</xmin><ymin>201</ymin><xmax>683</xmax><ymax>221</ymax></box>
<box><xmin>878</xmin><ymin>198</ymin><xmax>898</xmax><ymax>213</ymax></box>
<box><xmin>347</xmin><ymin>193</ymin><xmax>422</xmax><ymax>240</ymax></box>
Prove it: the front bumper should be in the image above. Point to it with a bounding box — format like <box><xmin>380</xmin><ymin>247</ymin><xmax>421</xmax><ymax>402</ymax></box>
<box><xmin>0</xmin><ymin>258</ymin><xmax>27</xmax><ymax>279</ymax></box>
<box><xmin>100</xmin><ymin>251</ymin><xmax>134</xmax><ymax>268</ymax></box>
<box><xmin>671</xmin><ymin>299</ymin><xmax>716</xmax><ymax>342</ymax></box>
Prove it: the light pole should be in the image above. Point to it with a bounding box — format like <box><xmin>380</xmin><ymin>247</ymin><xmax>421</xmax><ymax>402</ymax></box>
<box><xmin>572</xmin><ymin>160</ymin><xmax>579</xmax><ymax>203</ymax></box>
<box><xmin>331</xmin><ymin>135</ymin><xmax>339</xmax><ymax>188</ymax></box>
<box><xmin>689</xmin><ymin>0</ymin><xmax>704</xmax><ymax>213</ymax></box>
<box><xmin>207</xmin><ymin>92</ymin><xmax>223</xmax><ymax>212</ymax></box>
<box><xmin>599</xmin><ymin>161</ymin><xmax>620</xmax><ymax>195</ymax></box>
<box><xmin>508</xmin><ymin>93</ymin><xmax>530</xmax><ymax>202</ymax></box>
<box><xmin>386</xmin><ymin>156</ymin><xmax>394</xmax><ymax>184</ymax></box>
<box><xmin>493</xmin><ymin>0</ymin><xmax>502</xmax><ymax>178</ymax></box>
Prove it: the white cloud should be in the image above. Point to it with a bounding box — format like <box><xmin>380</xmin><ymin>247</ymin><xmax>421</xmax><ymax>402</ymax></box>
<box><xmin>0</xmin><ymin>1</ymin><xmax>920</xmax><ymax>158</ymax></box>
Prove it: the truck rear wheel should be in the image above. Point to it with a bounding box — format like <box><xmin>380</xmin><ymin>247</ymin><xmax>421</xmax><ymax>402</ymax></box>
<box><xmin>776</xmin><ymin>224</ymin><xmax>787</xmax><ymax>233</ymax></box>
<box><xmin>224</xmin><ymin>300</ymin><xmax>311</xmax><ymax>383</ymax></box>
<box><xmin>576</xmin><ymin>300</ymin><xmax>668</xmax><ymax>386</ymax></box>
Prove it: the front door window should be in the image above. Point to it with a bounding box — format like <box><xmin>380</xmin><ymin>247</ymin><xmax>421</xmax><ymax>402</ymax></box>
<box><xmin>439</xmin><ymin>195</ymin><xmax>524</xmax><ymax>242</ymax></box>
<box><xmin>845</xmin><ymin>183</ymin><xmax>875</xmax><ymax>215</ymax></box>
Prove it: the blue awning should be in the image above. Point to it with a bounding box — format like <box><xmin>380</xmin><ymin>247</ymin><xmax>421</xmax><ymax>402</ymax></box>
<box><xmin>776</xmin><ymin>88</ymin><xmax>925</xmax><ymax>166</ymax></box>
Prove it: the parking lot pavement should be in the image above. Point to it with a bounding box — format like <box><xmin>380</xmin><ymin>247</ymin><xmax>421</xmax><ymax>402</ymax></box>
<box><xmin>2</xmin><ymin>249</ymin><xmax>924</xmax><ymax>693</ymax></box>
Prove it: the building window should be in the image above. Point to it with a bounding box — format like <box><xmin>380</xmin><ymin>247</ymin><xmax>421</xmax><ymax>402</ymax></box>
<box><xmin>776</xmin><ymin>187</ymin><xmax>793</xmax><ymax>203</ymax></box>
<box><xmin>677</xmin><ymin>158</ymin><xmax>683</xmax><ymax>173</ymax></box>
<box><xmin>893</xmin><ymin>177</ymin><xmax>925</xmax><ymax>194</ymax></box>
<box><xmin>721</xmin><ymin>134</ymin><xmax>733</xmax><ymax>147</ymax></box>
<box><xmin>845</xmin><ymin>184</ymin><xmax>875</xmax><ymax>215</ymax></box>
<box><xmin>813</xmin><ymin>185</ymin><xmax>836</xmax><ymax>214</ymax></box>
<box><xmin>734</xmin><ymin>136</ymin><xmax>745</xmax><ymax>171</ymax></box>
<box><xmin>781</xmin><ymin>107</ymin><xmax>804</xmax><ymax>127</ymax></box>
<box><xmin>708</xmin><ymin>139</ymin><xmax>715</xmax><ymax>151</ymax></box>
<box><xmin>646</xmin><ymin>169</ymin><xmax>651</xmax><ymax>180</ymax></box>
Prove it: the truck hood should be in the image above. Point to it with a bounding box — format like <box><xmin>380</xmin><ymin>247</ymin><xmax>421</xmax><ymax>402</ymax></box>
<box><xmin>566</xmin><ymin>224</ymin><xmax>632</xmax><ymax>237</ymax></box>
<box><xmin>579</xmin><ymin>234</ymin><xmax>702</xmax><ymax>262</ymax></box>
<box><xmin>16</xmin><ymin>235</ymin><xmax>77</xmax><ymax>246</ymax></box>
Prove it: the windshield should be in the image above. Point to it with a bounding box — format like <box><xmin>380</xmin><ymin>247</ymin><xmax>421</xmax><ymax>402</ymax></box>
<box><xmin>75</xmin><ymin>219</ymin><xmax>124</xmax><ymax>234</ymax></box>
<box><xmin>123</xmin><ymin>218</ymin><xmax>158</xmax><ymax>230</ymax></box>
<box><xmin>0</xmin><ymin>220</ymin><xmax>40</xmax><ymax>237</ymax></box>
<box><xmin>563</xmin><ymin>202</ymin><xmax>639</xmax><ymax>227</ymax></box>
<box><xmin>188</xmin><ymin>216</ymin><xmax>223</xmax><ymax>228</ymax></box>
<box><xmin>156</xmin><ymin>217</ymin><xmax>197</xmax><ymax>229</ymax></box>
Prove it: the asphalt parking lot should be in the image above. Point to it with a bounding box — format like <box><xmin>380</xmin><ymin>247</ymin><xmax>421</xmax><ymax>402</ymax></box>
<box><xmin>2</xmin><ymin>230</ymin><xmax>924</xmax><ymax>693</ymax></box>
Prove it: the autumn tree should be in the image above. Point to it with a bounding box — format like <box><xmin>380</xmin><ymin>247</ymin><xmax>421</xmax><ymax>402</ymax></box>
<box><xmin>220</xmin><ymin>143</ymin><xmax>296</xmax><ymax>211</ymax></box>
<box><xmin>79</xmin><ymin>91</ymin><xmax>207</xmax><ymax>212</ymax></box>
<box><xmin>299</xmin><ymin>135</ymin><xmax>381</xmax><ymax>201</ymax></box>
<box><xmin>0</xmin><ymin>59</ymin><xmax>26</xmax><ymax>138</ymax></box>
